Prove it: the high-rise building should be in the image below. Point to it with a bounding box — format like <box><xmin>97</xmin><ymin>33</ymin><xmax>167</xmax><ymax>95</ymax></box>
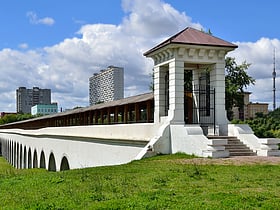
<box><xmin>89</xmin><ymin>66</ymin><xmax>124</xmax><ymax>105</ymax></box>
<box><xmin>16</xmin><ymin>87</ymin><xmax>51</xmax><ymax>114</ymax></box>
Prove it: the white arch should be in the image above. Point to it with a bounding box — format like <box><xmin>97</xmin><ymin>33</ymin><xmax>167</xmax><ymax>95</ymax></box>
<box><xmin>33</xmin><ymin>149</ymin><xmax>38</xmax><ymax>168</ymax></box>
<box><xmin>19</xmin><ymin>144</ymin><xmax>23</xmax><ymax>169</ymax></box>
<box><xmin>60</xmin><ymin>155</ymin><xmax>70</xmax><ymax>171</ymax></box>
<box><xmin>27</xmin><ymin>148</ymin><xmax>32</xmax><ymax>168</ymax></box>
<box><xmin>23</xmin><ymin>146</ymin><xmax>27</xmax><ymax>169</ymax></box>
<box><xmin>39</xmin><ymin>150</ymin><xmax>46</xmax><ymax>169</ymax></box>
<box><xmin>16</xmin><ymin>142</ymin><xmax>19</xmax><ymax>168</ymax></box>
<box><xmin>48</xmin><ymin>152</ymin><xmax>56</xmax><ymax>172</ymax></box>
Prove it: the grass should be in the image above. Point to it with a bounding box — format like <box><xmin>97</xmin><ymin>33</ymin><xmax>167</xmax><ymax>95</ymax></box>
<box><xmin>0</xmin><ymin>154</ymin><xmax>280</xmax><ymax>209</ymax></box>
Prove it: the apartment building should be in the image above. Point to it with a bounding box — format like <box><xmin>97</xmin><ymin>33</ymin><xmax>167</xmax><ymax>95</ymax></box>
<box><xmin>16</xmin><ymin>87</ymin><xmax>51</xmax><ymax>114</ymax></box>
<box><xmin>89</xmin><ymin>66</ymin><xmax>124</xmax><ymax>105</ymax></box>
<box><xmin>232</xmin><ymin>92</ymin><xmax>269</xmax><ymax>120</ymax></box>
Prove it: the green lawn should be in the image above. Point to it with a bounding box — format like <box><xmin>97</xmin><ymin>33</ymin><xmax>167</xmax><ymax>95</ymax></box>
<box><xmin>0</xmin><ymin>154</ymin><xmax>280</xmax><ymax>209</ymax></box>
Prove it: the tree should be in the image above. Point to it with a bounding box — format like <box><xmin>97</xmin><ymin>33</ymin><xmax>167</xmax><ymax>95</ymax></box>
<box><xmin>225</xmin><ymin>57</ymin><xmax>255</xmax><ymax>120</ymax></box>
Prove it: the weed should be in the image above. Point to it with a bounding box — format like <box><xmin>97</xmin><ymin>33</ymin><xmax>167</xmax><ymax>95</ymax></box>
<box><xmin>186</xmin><ymin>163</ymin><xmax>205</xmax><ymax>179</ymax></box>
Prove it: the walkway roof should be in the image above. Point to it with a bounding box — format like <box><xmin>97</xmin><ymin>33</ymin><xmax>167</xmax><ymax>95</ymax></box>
<box><xmin>18</xmin><ymin>92</ymin><xmax>154</xmax><ymax>122</ymax></box>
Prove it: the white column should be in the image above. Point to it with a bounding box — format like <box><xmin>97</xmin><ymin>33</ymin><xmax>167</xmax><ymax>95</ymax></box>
<box><xmin>154</xmin><ymin>65</ymin><xmax>167</xmax><ymax>123</ymax></box>
<box><xmin>168</xmin><ymin>59</ymin><xmax>184</xmax><ymax>124</ymax></box>
<box><xmin>211</xmin><ymin>61</ymin><xmax>228</xmax><ymax>134</ymax></box>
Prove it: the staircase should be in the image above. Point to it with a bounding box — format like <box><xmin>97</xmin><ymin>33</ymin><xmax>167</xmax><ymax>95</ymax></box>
<box><xmin>208</xmin><ymin>136</ymin><xmax>257</xmax><ymax>157</ymax></box>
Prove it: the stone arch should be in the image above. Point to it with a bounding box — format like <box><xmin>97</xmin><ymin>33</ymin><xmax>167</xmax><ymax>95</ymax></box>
<box><xmin>60</xmin><ymin>156</ymin><xmax>70</xmax><ymax>171</ymax></box>
<box><xmin>7</xmin><ymin>140</ymin><xmax>10</xmax><ymax>163</ymax></box>
<box><xmin>9</xmin><ymin>140</ymin><xmax>12</xmax><ymax>163</ymax></box>
<box><xmin>0</xmin><ymin>138</ymin><xmax>2</xmax><ymax>156</ymax></box>
<box><xmin>12</xmin><ymin>141</ymin><xmax>15</xmax><ymax>165</ymax></box>
<box><xmin>16</xmin><ymin>142</ymin><xmax>19</xmax><ymax>168</ymax></box>
<box><xmin>48</xmin><ymin>152</ymin><xmax>56</xmax><ymax>172</ymax></box>
<box><xmin>28</xmin><ymin>148</ymin><xmax>32</xmax><ymax>169</ymax></box>
<box><xmin>33</xmin><ymin>149</ymin><xmax>38</xmax><ymax>168</ymax></box>
<box><xmin>19</xmin><ymin>144</ymin><xmax>23</xmax><ymax>169</ymax></box>
<box><xmin>23</xmin><ymin>146</ymin><xmax>27</xmax><ymax>168</ymax></box>
<box><xmin>7</xmin><ymin>140</ymin><xmax>9</xmax><ymax>162</ymax></box>
<box><xmin>40</xmin><ymin>150</ymin><xmax>46</xmax><ymax>169</ymax></box>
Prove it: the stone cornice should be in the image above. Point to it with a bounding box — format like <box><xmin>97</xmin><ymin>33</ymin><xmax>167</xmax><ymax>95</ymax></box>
<box><xmin>147</xmin><ymin>44</ymin><xmax>233</xmax><ymax>65</ymax></box>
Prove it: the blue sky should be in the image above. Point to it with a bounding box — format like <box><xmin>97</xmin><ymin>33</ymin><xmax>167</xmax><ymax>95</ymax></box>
<box><xmin>0</xmin><ymin>0</ymin><xmax>280</xmax><ymax>111</ymax></box>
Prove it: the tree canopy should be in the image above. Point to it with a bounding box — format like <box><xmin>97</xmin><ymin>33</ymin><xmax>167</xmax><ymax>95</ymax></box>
<box><xmin>225</xmin><ymin>57</ymin><xmax>255</xmax><ymax>120</ymax></box>
<box><xmin>0</xmin><ymin>113</ymin><xmax>36</xmax><ymax>125</ymax></box>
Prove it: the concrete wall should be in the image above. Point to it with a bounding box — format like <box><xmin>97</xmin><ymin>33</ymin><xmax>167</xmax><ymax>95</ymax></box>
<box><xmin>0</xmin><ymin>123</ymin><xmax>166</xmax><ymax>171</ymax></box>
<box><xmin>1</xmin><ymin>133</ymin><xmax>145</xmax><ymax>171</ymax></box>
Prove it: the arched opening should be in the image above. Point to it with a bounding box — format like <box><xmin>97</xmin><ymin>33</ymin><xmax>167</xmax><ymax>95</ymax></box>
<box><xmin>40</xmin><ymin>151</ymin><xmax>46</xmax><ymax>169</ymax></box>
<box><xmin>28</xmin><ymin>148</ymin><xmax>32</xmax><ymax>168</ymax></box>
<box><xmin>12</xmin><ymin>142</ymin><xmax>17</xmax><ymax>167</ymax></box>
<box><xmin>23</xmin><ymin>146</ymin><xmax>27</xmax><ymax>168</ymax></box>
<box><xmin>60</xmin><ymin>156</ymin><xmax>70</xmax><ymax>171</ymax></box>
<box><xmin>33</xmin><ymin>150</ymin><xmax>38</xmax><ymax>168</ymax></box>
<box><xmin>8</xmin><ymin>140</ymin><xmax>10</xmax><ymax>162</ymax></box>
<box><xmin>19</xmin><ymin>145</ymin><xmax>23</xmax><ymax>169</ymax></box>
<box><xmin>16</xmin><ymin>143</ymin><xmax>19</xmax><ymax>168</ymax></box>
<box><xmin>48</xmin><ymin>153</ymin><xmax>56</xmax><ymax>172</ymax></box>
<box><xmin>0</xmin><ymin>139</ymin><xmax>2</xmax><ymax>156</ymax></box>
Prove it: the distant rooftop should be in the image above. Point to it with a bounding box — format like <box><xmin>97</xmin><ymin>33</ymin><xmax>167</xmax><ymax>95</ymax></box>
<box><xmin>144</xmin><ymin>27</ymin><xmax>237</xmax><ymax>56</ymax></box>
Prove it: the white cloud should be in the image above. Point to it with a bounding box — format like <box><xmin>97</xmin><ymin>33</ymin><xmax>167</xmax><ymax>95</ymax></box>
<box><xmin>26</xmin><ymin>11</ymin><xmax>55</xmax><ymax>26</ymax></box>
<box><xmin>1</xmin><ymin>0</ymin><xmax>278</xmax><ymax>112</ymax></box>
<box><xmin>18</xmin><ymin>43</ymin><xmax>28</xmax><ymax>49</ymax></box>
<box><xmin>229</xmin><ymin>38</ymin><xmax>280</xmax><ymax>109</ymax></box>
<box><xmin>121</xmin><ymin>0</ymin><xmax>203</xmax><ymax>39</ymax></box>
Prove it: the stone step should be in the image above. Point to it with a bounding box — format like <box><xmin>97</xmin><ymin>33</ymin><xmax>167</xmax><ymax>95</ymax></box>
<box><xmin>227</xmin><ymin>140</ymin><xmax>245</xmax><ymax>145</ymax></box>
<box><xmin>207</xmin><ymin>135</ymin><xmax>257</xmax><ymax>157</ymax></box>
<box><xmin>226</xmin><ymin>144</ymin><xmax>249</xmax><ymax>149</ymax></box>
<box><xmin>229</xmin><ymin>151</ymin><xmax>256</xmax><ymax>156</ymax></box>
<box><xmin>227</xmin><ymin>148</ymin><xmax>254</xmax><ymax>152</ymax></box>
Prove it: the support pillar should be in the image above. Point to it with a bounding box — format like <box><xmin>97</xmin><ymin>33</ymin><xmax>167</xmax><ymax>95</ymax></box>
<box><xmin>168</xmin><ymin>59</ymin><xmax>185</xmax><ymax>124</ymax></box>
<box><xmin>154</xmin><ymin>65</ymin><xmax>168</xmax><ymax>123</ymax></box>
<box><xmin>211</xmin><ymin>61</ymin><xmax>228</xmax><ymax>135</ymax></box>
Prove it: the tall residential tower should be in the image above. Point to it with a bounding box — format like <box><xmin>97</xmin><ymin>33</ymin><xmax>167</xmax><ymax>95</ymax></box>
<box><xmin>89</xmin><ymin>66</ymin><xmax>124</xmax><ymax>105</ymax></box>
<box><xmin>16</xmin><ymin>87</ymin><xmax>51</xmax><ymax>114</ymax></box>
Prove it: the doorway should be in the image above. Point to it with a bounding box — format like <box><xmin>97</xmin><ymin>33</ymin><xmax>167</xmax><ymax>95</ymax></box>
<box><xmin>184</xmin><ymin>70</ymin><xmax>193</xmax><ymax>124</ymax></box>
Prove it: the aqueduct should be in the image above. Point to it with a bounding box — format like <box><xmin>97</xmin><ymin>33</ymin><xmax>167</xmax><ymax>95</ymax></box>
<box><xmin>0</xmin><ymin>27</ymin><xmax>279</xmax><ymax>171</ymax></box>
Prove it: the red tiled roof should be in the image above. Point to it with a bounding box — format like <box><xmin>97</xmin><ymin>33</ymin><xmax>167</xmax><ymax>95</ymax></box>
<box><xmin>144</xmin><ymin>27</ymin><xmax>238</xmax><ymax>56</ymax></box>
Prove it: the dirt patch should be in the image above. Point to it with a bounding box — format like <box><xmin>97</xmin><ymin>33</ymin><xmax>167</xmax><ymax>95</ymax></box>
<box><xmin>177</xmin><ymin>156</ymin><xmax>280</xmax><ymax>165</ymax></box>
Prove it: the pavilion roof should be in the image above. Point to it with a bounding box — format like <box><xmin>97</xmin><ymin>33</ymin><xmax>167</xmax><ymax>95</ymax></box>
<box><xmin>144</xmin><ymin>27</ymin><xmax>237</xmax><ymax>56</ymax></box>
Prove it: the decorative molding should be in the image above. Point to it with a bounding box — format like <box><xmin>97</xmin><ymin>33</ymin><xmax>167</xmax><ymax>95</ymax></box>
<box><xmin>152</xmin><ymin>48</ymin><xmax>175</xmax><ymax>64</ymax></box>
<box><xmin>188</xmin><ymin>48</ymin><xmax>196</xmax><ymax>57</ymax></box>
<box><xmin>178</xmin><ymin>47</ymin><xmax>185</xmax><ymax>56</ymax></box>
<box><xmin>151</xmin><ymin>47</ymin><xmax>229</xmax><ymax>65</ymax></box>
<box><xmin>198</xmin><ymin>49</ymin><xmax>206</xmax><ymax>57</ymax></box>
<box><xmin>218</xmin><ymin>50</ymin><xmax>225</xmax><ymax>58</ymax></box>
<box><xmin>208</xmin><ymin>49</ymin><xmax>215</xmax><ymax>58</ymax></box>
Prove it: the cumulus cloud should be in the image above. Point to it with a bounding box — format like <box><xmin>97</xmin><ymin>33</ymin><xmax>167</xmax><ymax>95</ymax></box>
<box><xmin>18</xmin><ymin>43</ymin><xmax>29</xmax><ymax>49</ymax></box>
<box><xmin>26</xmin><ymin>11</ymin><xmax>55</xmax><ymax>26</ymax></box>
<box><xmin>0</xmin><ymin>0</ymin><xmax>278</xmax><ymax>112</ymax></box>
<box><xmin>229</xmin><ymin>38</ymin><xmax>280</xmax><ymax>108</ymax></box>
<box><xmin>0</xmin><ymin>0</ymin><xmax>198</xmax><ymax>111</ymax></box>
<box><xmin>121</xmin><ymin>0</ymin><xmax>202</xmax><ymax>39</ymax></box>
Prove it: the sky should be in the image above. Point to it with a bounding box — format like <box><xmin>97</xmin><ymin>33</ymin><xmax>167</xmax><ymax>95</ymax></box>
<box><xmin>1</xmin><ymin>0</ymin><xmax>280</xmax><ymax>112</ymax></box>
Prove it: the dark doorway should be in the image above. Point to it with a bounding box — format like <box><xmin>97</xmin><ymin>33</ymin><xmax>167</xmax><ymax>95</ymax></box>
<box><xmin>184</xmin><ymin>70</ymin><xmax>193</xmax><ymax>124</ymax></box>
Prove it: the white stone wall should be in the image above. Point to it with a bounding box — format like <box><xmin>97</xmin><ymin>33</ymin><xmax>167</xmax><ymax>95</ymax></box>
<box><xmin>0</xmin><ymin>123</ymin><xmax>165</xmax><ymax>171</ymax></box>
